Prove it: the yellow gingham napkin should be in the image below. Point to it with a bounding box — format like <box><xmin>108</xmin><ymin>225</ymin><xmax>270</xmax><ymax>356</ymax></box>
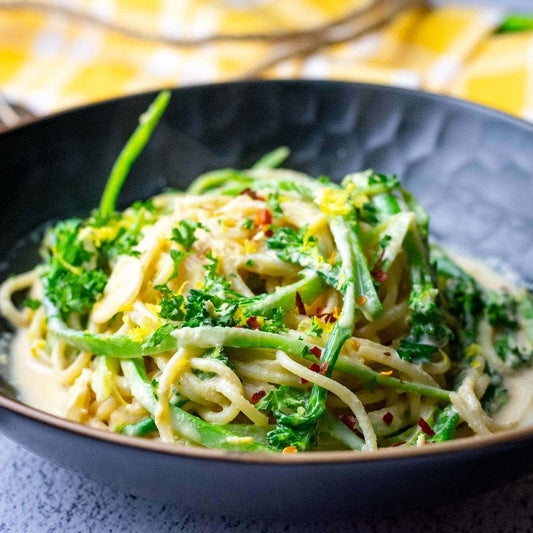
<box><xmin>0</xmin><ymin>0</ymin><xmax>531</xmax><ymax>119</ymax></box>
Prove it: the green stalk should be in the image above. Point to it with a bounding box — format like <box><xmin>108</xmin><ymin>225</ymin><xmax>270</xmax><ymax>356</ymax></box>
<box><xmin>430</xmin><ymin>405</ymin><xmax>460</xmax><ymax>443</ymax></box>
<box><xmin>320</xmin><ymin>410</ymin><xmax>365</xmax><ymax>451</ymax></box>
<box><xmin>243</xmin><ymin>270</ymin><xmax>324</xmax><ymax>316</ymax></box>
<box><xmin>121</xmin><ymin>416</ymin><xmax>157</xmax><ymax>437</ymax></box>
<box><xmin>45</xmin><ymin>296</ymin><xmax>450</xmax><ymax>401</ymax></box>
<box><xmin>252</xmin><ymin>146</ymin><xmax>290</xmax><ymax>169</ymax></box>
<box><xmin>186</xmin><ymin>169</ymin><xmax>253</xmax><ymax>195</ymax></box>
<box><xmin>335</xmin><ymin>358</ymin><xmax>451</xmax><ymax>401</ymax></box>
<box><xmin>268</xmin><ymin>215</ymin><xmax>383</xmax><ymax>449</ymax></box>
<box><xmin>497</xmin><ymin>15</ymin><xmax>533</xmax><ymax>34</ymax></box>
<box><xmin>99</xmin><ymin>91</ymin><xmax>170</xmax><ymax>216</ymax></box>
<box><xmin>121</xmin><ymin>359</ymin><xmax>274</xmax><ymax>452</ymax></box>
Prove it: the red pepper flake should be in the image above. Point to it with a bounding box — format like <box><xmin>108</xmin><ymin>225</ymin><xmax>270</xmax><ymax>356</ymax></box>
<box><xmin>310</xmin><ymin>346</ymin><xmax>322</xmax><ymax>359</ymax></box>
<box><xmin>295</xmin><ymin>291</ymin><xmax>306</xmax><ymax>315</ymax></box>
<box><xmin>382</xmin><ymin>412</ymin><xmax>394</xmax><ymax>426</ymax></box>
<box><xmin>246</xmin><ymin>316</ymin><xmax>261</xmax><ymax>330</ymax></box>
<box><xmin>240</xmin><ymin>188</ymin><xmax>264</xmax><ymax>201</ymax></box>
<box><xmin>315</xmin><ymin>311</ymin><xmax>337</xmax><ymax>323</ymax></box>
<box><xmin>251</xmin><ymin>390</ymin><xmax>266</xmax><ymax>404</ymax></box>
<box><xmin>309</xmin><ymin>362</ymin><xmax>320</xmax><ymax>373</ymax></box>
<box><xmin>254</xmin><ymin>208</ymin><xmax>272</xmax><ymax>227</ymax></box>
<box><xmin>370</xmin><ymin>247</ymin><xmax>389</xmax><ymax>283</ymax></box>
<box><xmin>338</xmin><ymin>414</ymin><xmax>357</xmax><ymax>431</ymax></box>
<box><xmin>264</xmin><ymin>228</ymin><xmax>274</xmax><ymax>238</ymax></box>
<box><xmin>383</xmin><ymin>351</ymin><xmax>391</xmax><ymax>356</ymax></box>
<box><xmin>391</xmin><ymin>441</ymin><xmax>405</xmax><ymax>447</ymax></box>
<box><xmin>302</xmin><ymin>362</ymin><xmax>320</xmax><ymax>384</ymax></box>
<box><xmin>294</xmin><ymin>291</ymin><xmax>307</xmax><ymax>315</ymax></box>
<box><xmin>320</xmin><ymin>362</ymin><xmax>330</xmax><ymax>375</ymax></box>
<box><xmin>418</xmin><ymin>417</ymin><xmax>435</xmax><ymax>437</ymax></box>
<box><xmin>371</xmin><ymin>267</ymin><xmax>388</xmax><ymax>283</ymax></box>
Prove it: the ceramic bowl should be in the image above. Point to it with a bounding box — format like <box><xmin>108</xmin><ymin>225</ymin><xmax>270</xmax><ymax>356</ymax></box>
<box><xmin>1</xmin><ymin>81</ymin><xmax>532</xmax><ymax>519</ymax></box>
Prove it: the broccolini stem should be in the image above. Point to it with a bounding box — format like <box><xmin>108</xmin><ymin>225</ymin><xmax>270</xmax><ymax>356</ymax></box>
<box><xmin>269</xmin><ymin>214</ymin><xmax>385</xmax><ymax>449</ymax></box>
<box><xmin>252</xmin><ymin>146</ymin><xmax>290</xmax><ymax>169</ymax></box>
<box><xmin>121</xmin><ymin>359</ymin><xmax>274</xmax><ymax>452</ymax></box>
<box><xmin>99</xmin><ymin>91</ymin><xmax>170</xmax><ymax>216</ymax></box>
<box><xmin>243</xmin><ymin>270</ymin><xmax>324</xmax><ymax>316</ymax></box>
<box><xmin>430</xmin><ymin>405</ymin><xmax>460</xmax><ymax>443</ymax></box>
<box><xmin>320</xmin><ymin>410</ymin><xmax>365</xmax><ymax>451</ymax></box>
<box><xmin>44</xmin><ymin>296</ymin><xmax>450</xmax><ymax>400</ymax></box>
<box><xmin>121</xmin><ymin>416</ymin><xmax>157</xmax><ymax>437</ymax></box>
<box><xmin>186</xmin><ymin>169</ymin><xmax>253</xmax><ymax>195</ymax></box>
<box><xmin>335</xmin><ymin>358</ymin><xmax>451</xmax><ymax>401</ymax></box>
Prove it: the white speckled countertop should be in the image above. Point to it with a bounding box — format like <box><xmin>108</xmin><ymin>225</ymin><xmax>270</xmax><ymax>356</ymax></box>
<box><xmin>2</xmin><ymin>433</ymin><xmax>533</xmax><ymax>532</ymax></box>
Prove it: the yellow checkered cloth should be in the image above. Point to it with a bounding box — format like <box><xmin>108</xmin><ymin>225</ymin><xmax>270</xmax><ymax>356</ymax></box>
<box><xmin>0</xmin><ymin>0</ymin><xmax>531</xmax><ymax>119</ymax></box>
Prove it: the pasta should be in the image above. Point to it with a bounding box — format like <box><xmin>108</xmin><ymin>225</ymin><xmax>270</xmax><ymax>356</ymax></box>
<box><xmin>1</xmin><ymin>91</ymin><xmax>533</xmax><ymax>453</ymax></box>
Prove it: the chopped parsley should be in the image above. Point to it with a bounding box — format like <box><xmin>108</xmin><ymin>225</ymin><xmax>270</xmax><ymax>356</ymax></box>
<box><xmin>42</xmin><ymin>219</ymin><xmax>107</xmax><ymax>319</ymax></box>
<box><xmin>171</xmin><ymin>219</ymin><xmax>208</xmax><ymax>252</ymax></box>
<box><xmin>23</xmin><ymin>299</ymin><xmax>41</xmax><ymax>310</ymax></box>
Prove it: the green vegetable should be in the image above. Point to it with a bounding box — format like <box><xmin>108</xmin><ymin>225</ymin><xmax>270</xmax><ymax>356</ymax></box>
<box><xmin>266</xmin><ymin>225</ymin><xmax>339</xmax><ymax>285</ymax></box>
<box><xmin>267</xmin><ymin>191</ymin><xmax>283</xmax><ymax>217</ymax></box>
<box><xmin>42</xmin><ymin>219</ymin><xmax>107</xmax><ymax>319</ymax></box>
<box><xmin>23</xmin><ymin>299</ymin><xmax>41</xmax><ymax>310</ymax></box>
<box><xmin>242</xmin><ymin>270</ymin><xmax>324</xmax><ymax>316</ymax></box>
<box><xmin>43</xmin><ymin>296</ymin><xmax>450</xmax><ymax>400</ymax></box>
<box><xmin>397</xmin><ymin>231</ymin><xmax>453</xmax><ymax>363</ymax></box>
<box><xmin>121</xmin><ymin>416</ymin><xmax>158</xmax><ymax>437</ymax></box>
<box><xmin>121</xmin><ymin>358</ymin><xmax>274</xmax><ymax>452</ymax></box>
<box><xmin>497</xmin><ymin>15</ymin><xmax>533</xmax><ymax>34</ymax></box>
<box><xmin>484</xmin><ymin>289</ymin><xmax>533</xmax><ymax>369</ymax></box>
<box><xmin>252</xmin><ymin>146</ymin><xmax>290</xmax><ymax>170</ymax></box>
<box><xmin>430</xmin><ymin>405</ymin><xmax>459</xmax><ymax>443</ymax></box>
<box><xmin>320</xmin><ymin>410</ymin><xmax>365</xmax><ymax>451</ymax></box>
<box><xmin>99</xmin><ymin>91</ymin><xmax>170</xmax><ymax>217</ymax></box>
<box><xmin>93</xmin><ymin>200</ymin><xmax>156</xmax><ymax>261</ymax></box>
<box><xmin>171</xmin><ymin>219</ymin><xmax>208</xmax><ymax>252</ymax></box>
<box><xmin>155</xmin><ymin>284</ymin><xmax>185</xmax><ymax>321</ymax></box>
<box><xmin>263</xmin><ymin>214</ymin><xmax>382</xmax><ymax>450</ymax></box>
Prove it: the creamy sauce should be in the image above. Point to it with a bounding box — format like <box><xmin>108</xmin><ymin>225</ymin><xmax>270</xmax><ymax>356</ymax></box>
<box><xmin>493</xmin><ymin>366</ymin><xmax>533</xmax><ymax>426</ymax></box>
<box><xmin>10</xmin><ymin>329</ymin><xmax>67</xmax><ymax>415</ymax></box>
<box><xmin>450</xmin><ymin>252</ymin><xmax>519</xmax><ymax>294</ymax></box>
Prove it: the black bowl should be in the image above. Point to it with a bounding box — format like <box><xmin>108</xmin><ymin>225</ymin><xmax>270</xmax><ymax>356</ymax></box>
<box><xmin>0</xmin><ymin>81</ymin><xmax>532</xmax><ymax>520</ymax></box>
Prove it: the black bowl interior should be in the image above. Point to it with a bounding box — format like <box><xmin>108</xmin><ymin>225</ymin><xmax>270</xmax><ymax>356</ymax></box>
<box><xmin>0</xmin><ymin>81</ymin><xmax>532</xmax><ymax>518</ymax></box>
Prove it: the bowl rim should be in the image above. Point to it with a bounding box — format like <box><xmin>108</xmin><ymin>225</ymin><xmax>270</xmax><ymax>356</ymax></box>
<box><xmin>3</xmin><ymin>79</ymin><xmax>533</xmax><ymax>136</ymax></box>
<box><xmin>1</xmin><ymin>79</ymin><xmax>533</xmax><ymax>466</ymax></box>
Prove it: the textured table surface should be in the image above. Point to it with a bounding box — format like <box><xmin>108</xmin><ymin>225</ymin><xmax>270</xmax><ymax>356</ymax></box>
<box><xmin>2</xmin><ymin>433</ymin><xmax>533</xmax><ymax>532</ymax></box>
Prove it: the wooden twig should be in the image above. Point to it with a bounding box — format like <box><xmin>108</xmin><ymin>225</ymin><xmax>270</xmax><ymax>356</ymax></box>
<box><xmin>241</xmin><ymin>0</ymin><xmax>427</xmax><ymax>79</ymax></box>
<box><xmin>0</xmin><ymin>0</ymin><xmax>415</xmax><ymax>45</ymax></box>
